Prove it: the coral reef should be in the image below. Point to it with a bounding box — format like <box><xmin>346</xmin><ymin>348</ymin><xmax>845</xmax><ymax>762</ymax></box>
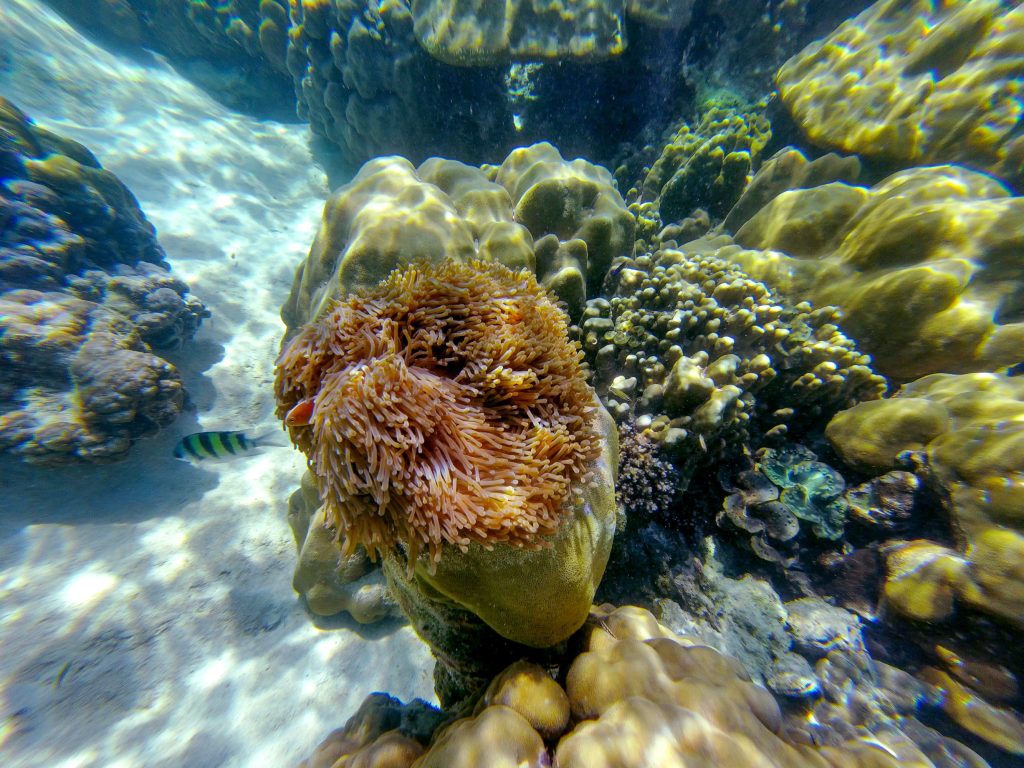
<box><xmin>577</xmin><ymin>242</ymin><xmax>885</xmax><ymax>488</ymax></box>
<box><xmin>301</xmin><ymin>604</ymin><xmax>994</xmax><ymax>767</ymax></box>
<box><xmin>413</xmin><ymin>0</ymin><xmax>627</xmax><ymax>65</ymax></box>
<box><xmin>727</xmin><ymin>164</ymin><xmax>1024</xmax><ymax>381</ymax></box>
<box><xmin>776</xmin><ymin>0</ymin><xmax>1024</xmax><ymax>188</ymax></box>
<box><xmin>0</xmin><ymin>292</ymin><xmax>185</xmax><ymax>463</ymax></box>
<box><xmin>285</xmin><ymin>0</ymin><xmax>509</xmax><ymax>166</ymax></box>
<box><xmin>489</xmin><ymin>142</ymin><xmax>635</xmax><ymax>317</ymax></box>
<box><xmin>826</xmin><ymin>373</ymin><xmax>1024</xmax><ymax>627</ymax></box>
<box><xmin>627</xmin><ymin>103</ymin><xmax>772</xmax><ymax>231</ymax></box>
<box><xmin>0</xmin><ymin>99</ymin><xmax>205</xmax><ymax>463</ymax></box>
<box><xmin>720</xmin><ymin>146</ymin><xmax>862</xmax><ymax>235</ymax></box>
<box><xmin>41</xmin><ymin>0</ymin><xmax>295</xmax><ymax>118</ymax></box>
<box><xmin>276</xmin><ymin>258</ymin><xmax>618</xmax><ymax>698</ymax></box>
<box><xmin>281</xmin><ymin>146</ymin><xmax>631</xmax><ymax>332</ymax></box>
<box><xmin>718</xmin><ymin>444</ymin><xmax>849</xmax><ymax>567</ymax></box>
<box><xmin>276</xmin><ymin>258</ymin><xmax>601</xmax><ymax>562</ymax></box>
<box><xmin>287</xmin><ymin>472</ymin><xmax>400</xmax><ymax>623</ymax></box>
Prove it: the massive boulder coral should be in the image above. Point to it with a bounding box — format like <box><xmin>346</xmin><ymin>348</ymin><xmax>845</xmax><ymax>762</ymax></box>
<box><xmin>826</xmin><ymin>373</ymin><xmax>1024</xmax><ymax>627</ymax></box>
<box><xmin>275</xmin><ymin>259</ymin><xmax>618</xmax><ymax>701</ymax></box>
<box><xmin>300</xmin><ymin>604</ymin><xmax>988</xmax><ymax>768</ymax></box>
<box><xmin>775</xmin><ymin>0</ymin><xmax>1024</xmax><ymax>188</ymax></box>
<box><xmin>285</xmin><ymin>0</ymin><xmax>510</xmax><ymax>166</ymax></box>
<box><xmin>728</xmin><ymin>164</ymin><xmax>1024</xmax><ymax>382</ymax></box>
<box><xmin>577</xmin><ymin>242</ymin><xmax>885</xmax><ymax>488</ymax></box>
<box><xmin>489</xmin><ymin>142</ymin><xmax>635</xmax><ymax>317</ymax></box>
<box><xmin>287</xmin><ymin>472</ymin><xmax>400</xmax><ymax>623</ymax></box>
<box><xmin>281</xmin><ymin>146</ymin><xmax>632</xmax><ymax>333</ymax></box>
<box><xmin>0</xmin><ymin>99</ymin><xmax>205</xmax><ymax>463</ymax></box>
<box><xmin>41</xmin><ymin>0</ymin><xmax>295</xmax><ymax>117</ymax></box>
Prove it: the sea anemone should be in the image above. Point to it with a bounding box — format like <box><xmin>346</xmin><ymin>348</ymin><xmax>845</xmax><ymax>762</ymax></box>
<box><xmin>274</xmin><ymin>259</ymin><xmax>601</xmax><ymax>564</ymax></box>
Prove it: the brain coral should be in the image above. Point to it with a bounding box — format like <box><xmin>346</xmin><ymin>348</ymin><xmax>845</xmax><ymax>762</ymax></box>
<box><xmin>776</xmin><ymin>0</ymin><xmax>1024</xmax><ymax>188</ymax></box>
<box><xmin>578</xmin><ymin>242</ymin><xmax>885</xmax><ymax>488</ymax></box>
<box><xmin>301</xmin><ymin>604</ymin><xmax>986</xmax><ymax>768</ymax></box>
<box><xmin>0</xmin><ymin>99</ymin><xmax>205</xmax><ymax>463</ymax></box>
<box><xmin>275</xmin><ymin>258</ymin><xmax>601</xmax><ymax>564</ymax></box>
<box><xmin>730</xmin><ymin>164</ymin><xmax>1024</xmax><ymax>382</ymax></box>
<box><xmin>827</xmin><ymin>372</ymin><xmax>1024</xmax><ymax>628</ymax></box>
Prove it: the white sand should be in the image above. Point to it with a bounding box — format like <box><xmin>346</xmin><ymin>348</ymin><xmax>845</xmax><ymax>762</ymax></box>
<box><xmin>0</xmin><ymin>3</ymin><xmax>435</xmax><ymax>766</ymax></box>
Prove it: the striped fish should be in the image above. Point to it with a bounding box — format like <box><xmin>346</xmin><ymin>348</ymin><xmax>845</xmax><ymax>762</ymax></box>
<box><xmin>173</xmin><ymin>430</ymin><xmax>261</xmax><ymax>462</ymax></box>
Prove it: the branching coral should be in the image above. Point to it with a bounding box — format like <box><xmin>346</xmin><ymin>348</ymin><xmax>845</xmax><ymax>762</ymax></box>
<box><xmin>578</xmin><ymin>243</ymin><xmax>885</xmax><ymax>488</ymax></box>
<box><xmin>275</xmin><ymin>259</ymin><xmax>601</xmax><ymax>564</ymax></box>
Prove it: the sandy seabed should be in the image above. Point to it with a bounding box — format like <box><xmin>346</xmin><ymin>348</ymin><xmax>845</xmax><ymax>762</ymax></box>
<box><xmin>0</xmin><ymin>3</ymin><xmax>435</xmax><ymax>766</ymax></box>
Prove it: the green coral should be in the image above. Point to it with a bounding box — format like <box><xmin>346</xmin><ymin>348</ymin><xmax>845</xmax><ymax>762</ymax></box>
<box><xmin>728</xmin><ymin>164</ymin><xmax>1024</xmax><ymax>381</ymax></box>
<box><xmin>626</xmin><ymin>104</ymin><xmax>771</xmax><ymax>234</ymax></box>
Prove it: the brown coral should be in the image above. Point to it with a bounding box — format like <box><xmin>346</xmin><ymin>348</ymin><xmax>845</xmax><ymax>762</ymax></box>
<box><xmin>274</xmin><ymin>259</ymin><xmax>600</xmax><ymax>564</ymax></box>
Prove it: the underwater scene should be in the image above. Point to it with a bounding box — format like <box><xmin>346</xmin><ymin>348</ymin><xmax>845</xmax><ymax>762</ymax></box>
<box><xmin>1</xmin><ymin>0</ymin><xmax>1023</xmax><ymax>766</ymax></box>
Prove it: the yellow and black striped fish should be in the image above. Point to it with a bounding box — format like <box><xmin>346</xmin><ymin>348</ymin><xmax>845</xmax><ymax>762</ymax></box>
<box><xmin>173</xmin><ymin>430</ymin><xmax>260</xmax><ymax>462</ymax></box>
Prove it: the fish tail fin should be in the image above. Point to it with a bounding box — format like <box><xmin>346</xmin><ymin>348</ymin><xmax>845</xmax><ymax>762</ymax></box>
<box><xmin>250</xmin><ymin>428</ymin><xmax>292</xmax><ymax>448</ymax></box>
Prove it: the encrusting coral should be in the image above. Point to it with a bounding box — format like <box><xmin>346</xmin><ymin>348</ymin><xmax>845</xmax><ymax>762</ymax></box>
<box><xmin>299</xmin><ymin>604</ymin><xmax>994</xmax><ymax>768</ymax></box>
<box><xmin>0</xmin><ymin>98</ymin><xmax>205</xmax><ymax>463</ymax></box>
<box><xmin>775</xmin><ymin>0</ymin><xmax>1024</xmax><ymax>189</ymax></box>
<box><xmin>826</xmin><ymin>373</ymin><xmax>1024</xmax><ymax>628</ymax></box>
<box><xmin>275</xmin><ymin>258</ymin><xmax>601</xmax><ymax>564</ymax></box>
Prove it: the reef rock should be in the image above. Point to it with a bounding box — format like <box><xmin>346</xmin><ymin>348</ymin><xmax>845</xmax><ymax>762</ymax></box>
<box><xmin>0</xmin><ymin>98</ymin><xmax>205</xmax><ymax>464</ymax></box>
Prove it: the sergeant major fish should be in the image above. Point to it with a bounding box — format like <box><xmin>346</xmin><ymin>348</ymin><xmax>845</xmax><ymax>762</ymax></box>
<box><xmin>173</xmin><ymin>430</ymin><xmax>278</xmax><ymax>462</ymax></box>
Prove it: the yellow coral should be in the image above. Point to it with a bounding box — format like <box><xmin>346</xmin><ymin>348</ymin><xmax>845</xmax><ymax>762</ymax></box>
<box><xmin>828</xmin><ymin>373</ymin><xmax>1024</xmax><ymax>625</ymax></box>
<box><xmin>732</xmin><ymin>165</ymin><xmax>1024</xmax><ymax>381</ymax></box>
<box><xmin>776</xmin><ymin>0</ymin><xmax>1024</xmax><ymax>188</ymax></box>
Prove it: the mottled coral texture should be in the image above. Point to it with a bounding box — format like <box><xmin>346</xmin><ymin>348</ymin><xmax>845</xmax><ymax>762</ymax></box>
<box><xmin>300</xmin><ymin>605</ymin><xmax>990</xmax><ymax>768</ymax></box>
<box><xmin>0</xmin><ymin>98</ymin><xmax>205</xmax><ymax>463</ymax></box>
<box><xmin>275</xmin><ymin>259</ymin><xmax>600</xmax><ymax>564</ymax></box>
